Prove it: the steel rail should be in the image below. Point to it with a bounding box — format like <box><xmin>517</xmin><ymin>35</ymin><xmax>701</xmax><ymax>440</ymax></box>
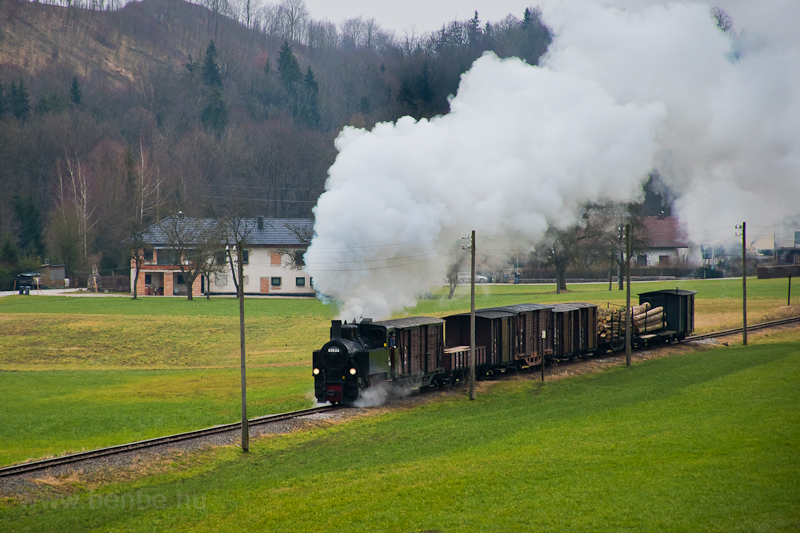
<box><xmin>686</xmin><ymin>315</ymin><xmax>800</xmax><ymax>341</ymax></box>
<box><xmin>0</xmin><ymin>405</ymin><xmax>341</xmax><ymax>478</ymax></box>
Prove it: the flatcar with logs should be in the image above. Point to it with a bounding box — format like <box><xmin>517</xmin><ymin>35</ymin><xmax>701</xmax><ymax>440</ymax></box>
<box><xmin>312</xmin><ymin>289</ymin><xmax>696</xmax><ymax>404</ymax></box>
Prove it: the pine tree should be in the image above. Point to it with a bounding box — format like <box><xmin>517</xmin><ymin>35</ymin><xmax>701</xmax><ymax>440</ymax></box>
<box><xmin>8</xmin><ymin>78</ymin><xmax>31</xmax><ymax>122</ymax></box>
<box><xmin>299</xmin><ymin>66</ymin><xmax>320</xmax><ymax>127</ymax></box>
<box><xmin>277</xmin><ymin>41</ymin><xmax>302</xmax><ymax>90</ymax></box>
<box><xmin>69</xmin><ymin>76</ymin><xmax>82</xmax><ymax>110</ymax></box>
<box><xmin>202</xmin><ymin>40</ymin><xmax>223</xmax><ymax>88</ymax></box>
<box><xmin>201</xmin><ymin>87</ymin><xmax>228</xmax><ymax>136</ymax></box>
<box><xmin>11</xmin><ymin>79</ymin><xmax>30</xmax><ymax>122</ymax></box>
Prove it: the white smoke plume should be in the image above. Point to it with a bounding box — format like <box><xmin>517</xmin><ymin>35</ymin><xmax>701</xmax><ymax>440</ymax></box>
<box><xmin>306</xmin><ymin>0</ymin><xmax>800</xmax><ymax>319</ymax></box>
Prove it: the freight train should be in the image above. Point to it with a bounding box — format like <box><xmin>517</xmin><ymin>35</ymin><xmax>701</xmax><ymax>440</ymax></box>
<box><xmin>312</xmin><ymin>289</ymin><xmax>696</xmax><ymax>405</ymax></box>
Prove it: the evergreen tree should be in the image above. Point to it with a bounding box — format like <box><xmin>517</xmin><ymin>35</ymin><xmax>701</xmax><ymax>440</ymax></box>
<box><xmin>277</xmin><ymin>41</ymin><xmax>302</xmax><ymax>90</ymax></box>
<box><xmin>299</xmin><ymin>66</ymin><xmax>320</xmax><ymax>127</ymax></box>
<box><xmin>69</xmin><ymin>76</ymin><xmax>82</xmax><ymax>110</ymax></box>
<box><xmin>11</xmin><ymin>79</ymin><xmax>30</xmax><ymax>122</ymax></box>
<box><xmin>201</xmin><ymin>40</ymin><xmax>223</xmax><ymax>88</ymax></box>
<box><xmin>201</xmin><ymin>87</ymin><xmax>228</xmax><ymax>136</ymax></box>
<box><xmin>523</xmin><ymin>7</ymin><xmax>533</xmax><ymax>26</ymax></box>
<box><xmin>12</xmin><ymin>195</ymin><xmax>45</xmax><ymax>257</ymax></box>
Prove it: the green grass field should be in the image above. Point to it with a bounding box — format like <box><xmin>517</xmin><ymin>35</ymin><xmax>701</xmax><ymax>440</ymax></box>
<box><xmin>0</xmin><ymin>278</ymin><xmax>796</xmax><ymax>468</ymax></box>
<box><xmin>1</xmin><ymin>328</ymin><xmax>798</xmax><ymax>531</ymax></box>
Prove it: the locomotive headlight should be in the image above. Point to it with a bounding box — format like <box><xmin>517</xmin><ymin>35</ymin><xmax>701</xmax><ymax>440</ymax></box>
<box><xmin>313</xmin><ymin>368</ymin><xmax>320</xmax><ymax>375</ymax></box>
<box><xmin>349</xmin><ymin>367</ymin><xmax>357</xmax><ymax>375</ymax></box>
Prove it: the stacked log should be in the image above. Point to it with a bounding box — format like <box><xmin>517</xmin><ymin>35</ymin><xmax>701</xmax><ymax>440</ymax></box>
<box><xmin>597</xmin><ymin>308</ymin><xmax>623</xmax><ymax>340</ymax></box>
<box><xmin>632</xmin><ymin>305</ymin><xmax>665</xmax><ymax>334</ymax></box>
<box><xmin>597</xmin><ymin>303</ymin><xmax>666</xmax><ymax>338</ymax></box>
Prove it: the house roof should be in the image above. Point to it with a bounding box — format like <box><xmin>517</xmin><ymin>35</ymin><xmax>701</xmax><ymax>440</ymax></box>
<box><xmin>142</xmin><ymin>216</ymin><xmax>314</xmax><ymax>246</ymax></box>
<box><xmin>643</xmin><ymin>216</ymin><xmax>689</xmax><ymax>248</ymax></box>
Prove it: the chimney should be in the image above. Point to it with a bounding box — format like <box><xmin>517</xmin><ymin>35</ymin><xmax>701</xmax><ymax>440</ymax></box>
<box><xmin>330</xmin><ymin>320</ymin><xmax>342</xmax><ymax>339</ymax></box>
<box><xmin>258</xmin><ymin>216</ymin><xmax>264</xmax><ymax>230</ymax></box>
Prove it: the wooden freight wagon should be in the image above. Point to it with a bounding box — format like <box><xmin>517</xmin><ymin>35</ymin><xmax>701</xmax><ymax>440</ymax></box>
<box><xmin>637</xmin><ymin>289</ymin><xmax>696</xmax><ymax>341</ymax></box>
<box><xmin>444</xmin><ymin>309</ymin><xmax>516</xmax><ymax>374</ymax></box>
<box><xmin>488</xmin><ymin>304</ymin><xmax>554</xmax><ymax>366</ymax></box>
<box><xmin>372</xmin><ymin>317</ymin><xmax>446</xmax><ymax>381</ymax></box>
<box><xmin>551</xmin><ymin>302</ymin><xmax>598</xmax><ymax>360</ymax></box>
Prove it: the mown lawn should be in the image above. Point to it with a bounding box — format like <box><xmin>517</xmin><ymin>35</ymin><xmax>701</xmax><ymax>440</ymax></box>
<box><xmin>0</xmin><ymin>367</ymin><xmax>312</xmax><ymax>466</ymax></box>
<box><xmin>2</xmin><ymin>329</ymin><xmax>798</xmax><ymax>531</ymax></box>
<box><xmin>0</xmin><ymin>278</ymin><xmax>796</xmax><ymax>468</ymax></box>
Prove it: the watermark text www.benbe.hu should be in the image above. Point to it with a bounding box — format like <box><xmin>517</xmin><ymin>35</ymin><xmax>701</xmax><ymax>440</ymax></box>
<box><xmin>22</xmin><ymin>489</ymin><xmax>206</xmax><ymax>511</ymax></box>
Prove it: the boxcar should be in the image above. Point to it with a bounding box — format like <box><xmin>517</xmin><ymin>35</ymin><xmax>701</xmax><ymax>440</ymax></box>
<box><xmin>488</xmin><ymin>304</ymin><xmax>554</xmax><ymax>367</ymax></box>
<box><xmin>376</xmin><ymin>316</ymin><xmax>446</xmax><ymax>385</ymax></box>
<box><xmin>551</xmin><ymin>302</ymin><xmax>598</xmax><ymax>360</ymax></box>
<box><xmin>444</xmin><ymin>309</ymin><xmax>515</xmax><ymax>375</ymax></box>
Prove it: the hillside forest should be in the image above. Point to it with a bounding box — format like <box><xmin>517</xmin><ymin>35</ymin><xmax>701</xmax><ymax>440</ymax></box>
<box><xmin>0</xmin><ymin>0</ymin><xmax>673</xmax><ymax>289</ymax></box>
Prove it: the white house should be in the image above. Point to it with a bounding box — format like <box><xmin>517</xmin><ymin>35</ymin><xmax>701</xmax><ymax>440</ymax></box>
<box><xmin>638</xmin><ymin>215</ymin><xmax>702</xmax><ymax>267</ymax></box>
<box><xmin>131</xmin><ymin>216</ymin><xmax>316</xmax><ymax>297</ymax></box>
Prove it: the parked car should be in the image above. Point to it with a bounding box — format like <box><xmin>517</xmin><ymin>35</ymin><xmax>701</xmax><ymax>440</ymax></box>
<box><xmin>457</xmin><ymin>272</ymin><xmax>489</xmax><ymax>283</ymax></box>
<box><xmin>16</xmin><ymin>272</ymin><xmax>40</xmax><ymax>294</ymax></box>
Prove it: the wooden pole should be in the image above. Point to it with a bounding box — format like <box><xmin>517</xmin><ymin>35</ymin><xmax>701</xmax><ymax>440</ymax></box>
<box><xmin>625</xmin><ymin>223</ymin><xmax>632</xmax><ymax>366</ymax></box>
<box><xmin>237</xmin><ymin>242</ymin><xmax>249</xmax><ymax>452</ymax></box>
<box><xmin>742</xmin><ymin>222</ymin><xmax>747</xmax><ymax>346</ymax></box>
<box><xmin>541</xmin><ymin>350</ymin><xmax>545</xmax><ymax>382</ymax></box>
<box><xmin>788</xmin><ymin>275</ymin><xmax>792</xmax><ymax>306</ymax></box>
<box><xmin>469</xmin><ymin>230</ymin><xmax>476</xmax><ymax>401</ymax></box>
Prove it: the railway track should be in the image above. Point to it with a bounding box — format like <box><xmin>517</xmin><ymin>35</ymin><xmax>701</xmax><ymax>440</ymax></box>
<box><xmin>686</xmin><ymin>315</ymin><xmax>800</xmax><ymax>341</ymax></box>
<box><xmin>3</xmin><ymin>317</ymin><xmax>798</xmax><ymax>479</ymax></box>
<box><xmin>0</xmin><ymin>405</ymin><xmax>341</xmax><ymax>478</ymax></box>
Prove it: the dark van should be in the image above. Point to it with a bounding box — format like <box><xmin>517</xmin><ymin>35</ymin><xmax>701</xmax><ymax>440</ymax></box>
<box><xmin>16</xmin><ymin>273</ymin><xmax>39</xmax><ymax>294</ymax></box>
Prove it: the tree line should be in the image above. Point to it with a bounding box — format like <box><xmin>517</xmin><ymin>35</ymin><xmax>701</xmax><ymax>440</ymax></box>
<box><xmin>1</xmin><ymin>0</ymin><xmax>674</xmax><ymax>292</ymax></box>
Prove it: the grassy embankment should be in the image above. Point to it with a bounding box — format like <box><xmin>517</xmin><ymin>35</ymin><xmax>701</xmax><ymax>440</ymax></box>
<box><xmin>0</xmin><ymin>278</ymin><xmax>796</xmax><ymax>467</ymax></box>
<box><xmin>1</xmin><ymin>327</ymin><xmax>798</xmax><ymax>531</ymax></box>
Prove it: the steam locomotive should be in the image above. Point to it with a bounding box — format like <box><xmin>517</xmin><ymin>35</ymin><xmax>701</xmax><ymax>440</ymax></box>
<box><xmin>312</xmin><ymin>289</ymin><xmax>696</xmax><ymax>405</ymax></box>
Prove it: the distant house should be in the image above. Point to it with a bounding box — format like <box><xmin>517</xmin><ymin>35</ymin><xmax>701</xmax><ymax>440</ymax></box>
<box><xmin>131</xmin><ymin>216</ymin><xmax>316</xmax><ymax>297</ymax></box>
<box><xmin>39</xmin><ymin>263</ymin><xmax>66</xmax><ymax>288</ymax></box>
<box><xmin>639</xmin><ymin>216</ymin><xmax>701</xmax><ymax>267</ymax></box>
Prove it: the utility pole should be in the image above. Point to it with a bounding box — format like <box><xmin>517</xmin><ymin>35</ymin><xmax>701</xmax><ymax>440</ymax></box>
<box><xmin>737</xmin><ymin>223</ymin><xmax>748</xmax><ymax>346</ymax></box>
<box><xmin>237</xmin><ymin>242</ymin><xmax>249</xmax><ymax>452</ymax></box>
<box><xmin>625</xmin><ymin>223</ymin><xmax>632</xmax><ymax>366</ymax></box>
<box><xmin>470</xmin><ymin>230</ymin><xmax>476</xmax><ymax>401</ymax></box>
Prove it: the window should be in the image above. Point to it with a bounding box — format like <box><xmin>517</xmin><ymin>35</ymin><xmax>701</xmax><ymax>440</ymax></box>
<box><xmin>176</xmin><ymin>275</ymin><xmax>185</xmax><ymax>285</ymax></box>
<box><xmin>296</xmin><ymin>277</ymin><xmax>306</xmax><ymax>287</ymax></box>
<box><xmin>242</xmin><ymin>250</ymin><xmax>249</xmax><ymax>264</ymax></box>
<box><xmin>271</xmin><ymin>252</ymin><xmax>281</xmax><ymax>266</ymax></box>
<box><xmin>294</xmin><ymin>250</ymin><xmax>305</xmax><ymax>266</ymax></box>
<box><xmin>156</xmin><ymin>249</ymin><xmax>175</xmax><ymax>265</ymax></box>
<box><xmin>215</xmin><ymin>251</ymin><xmax>227</xmax><ymax>266</ymax></box>
<box><xmin>271</xmin><ymin>277</ymin><xmax>282</xmax><ymax>288</ymax></box>
<box><xmin>143</xmin><ymin>249</ymin><xmax>154</xmax><ymax>263</ymax></box>
<box><xmin>215</xmin><ymin>274</ymin><xmax>228</xmax><ymax>287</ymax></box>
<box><xmin>145</xmin><ymin>274</ymin><xmax>152</xmax><ymax>284</ymax></box>
<box><xmin>658</xmin><ymin>255</ymin><xmax>671</xmax><ymax>266</ymax></box>
<box><xmin>242</xmin><ymin>275</ymin><xmax>249</xmax><ymax>286</ymax></box>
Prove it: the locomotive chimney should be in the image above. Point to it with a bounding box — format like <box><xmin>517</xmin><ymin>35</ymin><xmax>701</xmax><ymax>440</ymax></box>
<box><xmin>330</xmin><ymin>320</ymin><xmax>342</xmax><ymax>339</ymax></box>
